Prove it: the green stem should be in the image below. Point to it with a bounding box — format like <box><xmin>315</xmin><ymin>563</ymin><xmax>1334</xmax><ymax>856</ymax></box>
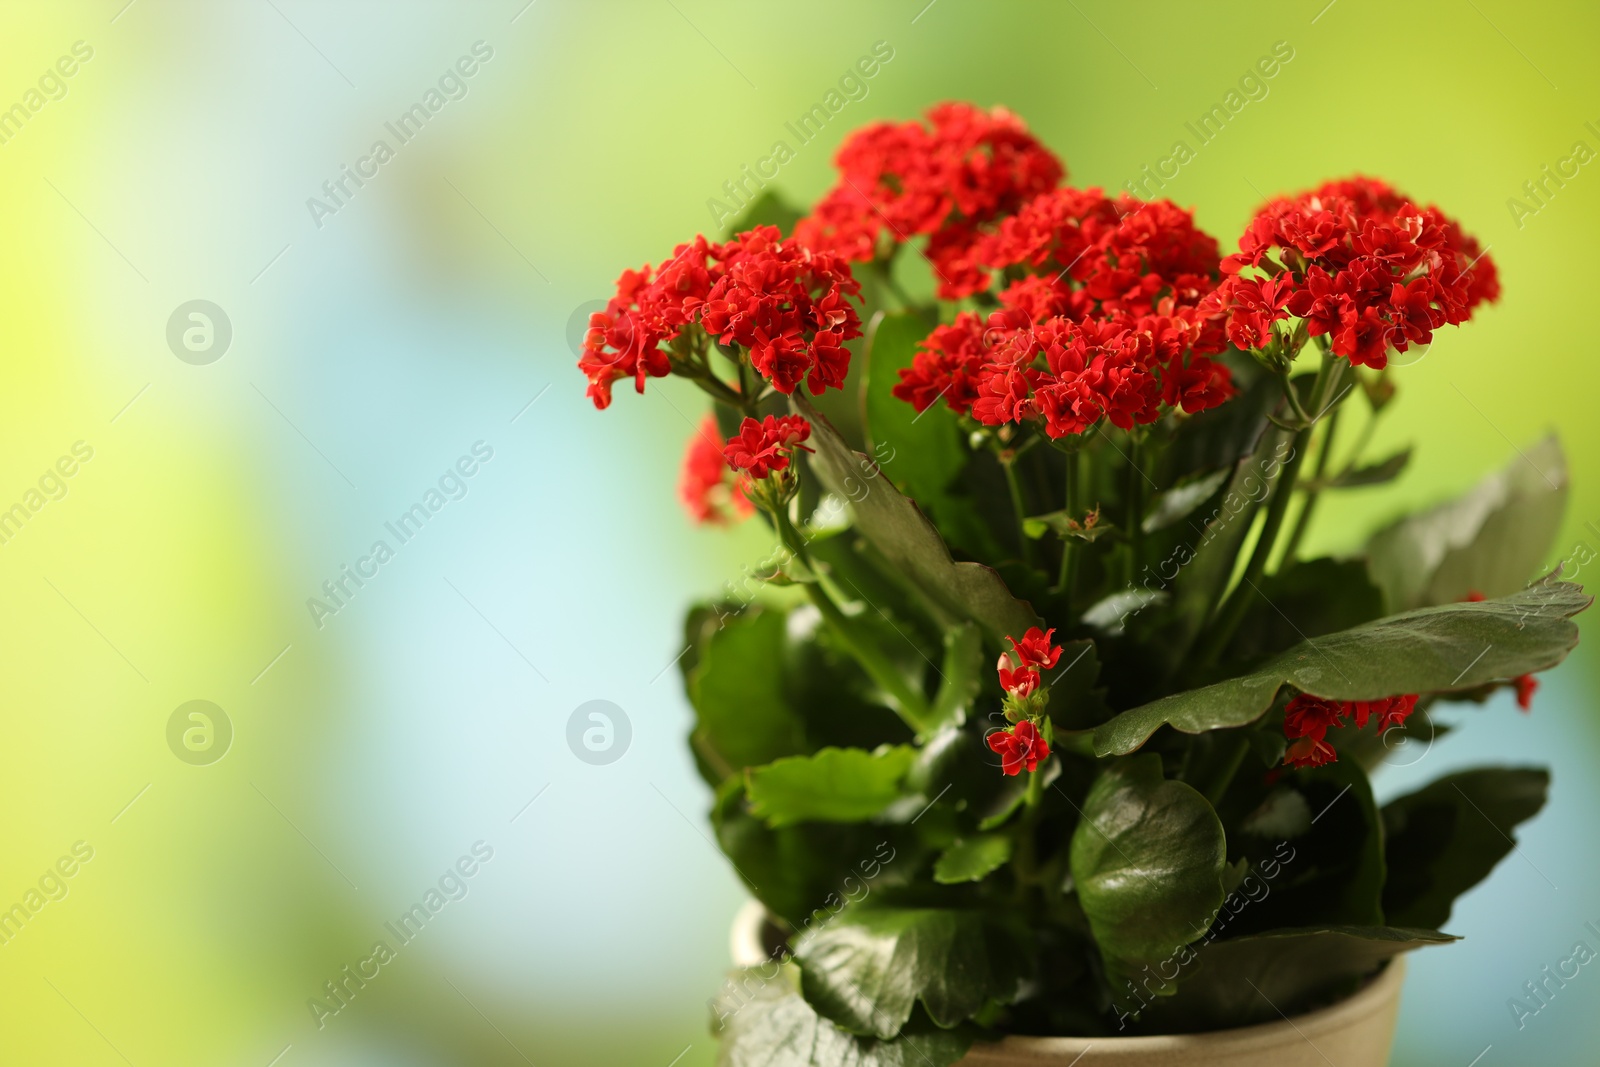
<box><xmin>1202</xmin><ymin>735</ymin><xmax>1251</xmax><ymax>808</ymax></box>
<box><xmin>1055</xmin><ymin>455</ymin><xmax>1077</xmax><ymax>595</ymax></box>
<box><xmin>804</xmin><ymin>582</ymin><xmax>931</xmax><ymax>735</ymax></box>
<box><xmin>1001</xmin><ymin>449</ymin><xmax>1036</xmax><ymax>568</ymax></box>
<box><xmin>1126</xmin><ymin>433</ymin><xmax>1145</xmax><ymax>579</ymax></box>
<box><xmin>1193</xmin><ymin>433</ymin><xmax>1310</xmax><ymax>670</ymax></box>
<box><xmin>1279</xmin><ymin>406</ymin><xmax>1340</xmax><ymax>567</ymax></box>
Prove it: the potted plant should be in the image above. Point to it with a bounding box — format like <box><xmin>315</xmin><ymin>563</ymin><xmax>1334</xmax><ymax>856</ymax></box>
<box><xmin>578</xmin><ymin>103</ymin><xmax>1588</xmax><ymax>1066</ymax></box>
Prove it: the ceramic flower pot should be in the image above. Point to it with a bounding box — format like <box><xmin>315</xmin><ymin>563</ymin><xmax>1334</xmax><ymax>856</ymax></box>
<box><xmin>729</xmin><ymin>902</ymin><xmax>1405</xmax><ymax>1067</ymax></box>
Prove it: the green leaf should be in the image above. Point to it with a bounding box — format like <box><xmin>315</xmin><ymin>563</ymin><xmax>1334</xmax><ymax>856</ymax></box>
<box><xmin>861</xmin><ymin>311</ymin><xmax>1009</xmax><ymax>563</ymax></box>
<box><xmin>1382</xmin><ymin>767</ymin><xmax>1550</xmax><ymax>929</ymax></box>
<box><xmin>1224</xmin><ymin>761</ymin><xmax>1386</xmax><ymax>938</ymax></box>
<box><xmin>933</xmin><ymin>834</ymin><xmax>1014</xmax><ymax>884</ymax></box>
<box><xmin>721</xmin><ymin>189</ymin><xmax>805</xmax><ymax>238</ymax></box>
<box><xmin>926</xmin><ymin>623</ymin><xmax>983</xmax><ymax>733</ymax></box>
<box><xmin>689</xmin><ymin>607</ymin><xmax>808</xmax><ymax>782</ymax></box>
<box><xmin>1070</xmin><ymin>755</ymin><xmax>1226</xmax><ymax>968</ymax></box>
<box><xmin>794</xmin><ymin>393</ymin><xmax>1042</xmax><ymax>643</ymax></box>
<box><xmin>713</xmin><ymin>965</ymin><xmax>973</xmax><ymax>1067</ymax></box>
<box><xmin>1317</xmin><ymin>447</ymin><xmax>1411</xmax><ymax>489</ymax></box>
<box><xmin>1142</xmin><ymin>468</ymin><xmax>1230</xmax><ymax>533</ymax></box>
<box><xmin>1023</xmin><ymin>510</ymin><xmax>1116</xmax><ymax>542</ymax></box>
<box><xmin>1094</xmin><ymin>576</ymin><xmax>1591</xmax><ymax>756</ymax></box>
<box><xmin>977</xmin><ymin>756</ymin><xmax>1061</xmax><ymax>831</ymax></box>
<box><xmin>712</xmin><ymin>780</ymin><xmax>918</xmax><ymax>928</ymax></box>
<box><xmin>1134</xmin><ymin>926</ymin><xmax>1456</xmax><ymax>1031</ymax></box>
<box><xmin>1367</xmin><ymin>436</ymin><xmax>1567</xmax><ymax>612</ymax></box>
<box><xmin>795</xmin><ymin>908</ymin><xmax>1032</xmax><ymax>1038</ymax></box>
<box><xmin>1163</xmin><ymin>425</ymin><xmax>1298</xmax><ymax>664</ymax></box>
<box><xmin>1226</xmin><ymin>557</ymin><xmax>1385</xmax><ymax>662</ymax></box>
<box><xmin>862</xmin><ymin>312</ymin><xmax>964</xmax><ymax>506</ymax></box>
<box><xmin>747</xmin><ymin>746</ymin><xmax>918</xmax><ymax>828</ymax></box>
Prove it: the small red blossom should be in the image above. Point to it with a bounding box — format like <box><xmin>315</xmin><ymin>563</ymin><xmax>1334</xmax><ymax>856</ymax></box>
<box><xmin>987</xmin><ymin>719</ymin><xmax>1050</xmax><ymax>776</ymax></box>
<box><xmin>723</xmin><ymin>415</ymin><xmax>813</xmax><ymax>480</ymax></box>
<box><xmin>1282</xmin><ymin>690</ymin><xmax>1419</xmax><ymax>768</ymax></box>
<box><xmin>678</xmin><ymin>416</ymin><xmax>754</xmax><ymax>526</ymax></box>
<box><xmin>996</xmin><ymin>655</ymin><xmax>1040</xmax><ymax>699</ymax></box>
<box><xmin>1214</xmin><ymin>176</ymin><xmax>1498</xmax><ymax>368</ymax></box>
<box><xmin>1009</xmin><ymin>627</ymin><xmax>1063</xmax><ymax>670</ymax></box>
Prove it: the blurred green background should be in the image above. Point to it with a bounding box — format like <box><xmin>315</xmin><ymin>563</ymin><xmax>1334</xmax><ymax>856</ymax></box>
<box><xmin>1</xmin><ymin>1</ymin><xmax>1597</xmax><ymax>1064</ymax></box>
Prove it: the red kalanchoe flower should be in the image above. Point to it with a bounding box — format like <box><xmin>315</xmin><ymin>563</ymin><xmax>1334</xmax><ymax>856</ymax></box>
<box><xmin>1516</xmin><ymin>673</ymin><xmax>1539</xmax><ymax>712</ymax></box>
<box><xmin>794</xmin><ymin>103</ymin><xmax>1064</xmax><ymax>300</ymax></box>
<box><xmin>1345</xmin><ymin>693</ymin><xmax>1419</xmax><ymax>733</ymax></box>
<box><xmin>723</xmin><ymin>414</ymin><xmax>813</xmax><ymax>480</ymax></box>
<box><xmin>678</xmin><ymin>416</ymin><xmax>754</xmax><ymax>526</ymax></box>
<box><xmin>1282</xmin><ymin>690</ymin><xmax>1419</xmax><ymax>768</ymax></box>
<box><xmin>1214</xmin><ymin>176</ymin><xmax>1498</xmax><ymax>368</ymax></box>
<box><xmin>578</xmin><ymin>227</ymin><xmax>862</xmax><ymax>409</ymax></box>
<box><xmin>996</xmin><ymin>655</ymin><xmax>1040</xmax><ymax>699</ymax></box>
<box><xmin>987</xmin><ymin>719</ymin><xmax>1050</xmax><ymax>776</ymax></box>
<box><xmin>1009</xmin><ymin>627</ymin><xmax>1063</xmax><ymax>670</ymax></box>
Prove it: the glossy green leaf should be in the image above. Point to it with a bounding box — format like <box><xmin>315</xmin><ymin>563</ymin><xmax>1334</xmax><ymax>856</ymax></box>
<box><xmin>1134</xmin><ymin>926</ymin><xmax>1456</xmax><ymax>1032</ymax></box>
<box><xmin>1367</xmin><ymin>436</ymin><xmax>1567</xmax><ymax>612</ymax></box>
<box><xmin>795</xmin><ymin>908</ymin><xmax>1032</xmax><ymax>1038</ymax></box>
<box><xmin>747</xmin><ymin>746</ymin><xmax>918</xmax><ymax>828</ymax></box>
<box><xmin>1163</xmin><ymin>425</ymin><xmax>1298</xmax><ymax>662</ymax></box>
<box><xmin>1318</xmin><ymin>446</ymin><xmax>1411</xmax><ymax>489</ymax></box>
<box><xmin>926</xmin><ymin>623</ymin><xmax>984</xmax><ymax>734</ymax></box>
<box><xmin>1383</xmin><ymin>767</ymin><xmax>1550</xmax><ymax>929</ymax></box>
<box><xmin>795</xmin><ymin>393</ymin><xmax>1042</xmax><ymax>643</ymax></box>
<box><xmin>1094</xmin><ymin>576</ymin><xmax>1590</xmax><ymax>756</ymax></box>
<box><xmin>713</xmin><ymin>965</ymin><xmax>973</xmax><ymax>1067</ymax></box>
<box><xmin>861</xmin><ymin>312</ymin><xmax>1008</xmax><ymax>563</ymax></box>
<box><xmin>1069</xmin><ymin>755</ymin><xmax>1226</xmax><ymax>967</ymax></box>
<box><xmin>1225</xmin><ymin>557</ymin><xmax>1384</xmax><ymax>662</ymax></box>
<box><xmin>712</xmin><ymin>781</ymin><xmax>917</xmax><ymax>929</ymax></box>
<box><xmin>933</xmin><ymin>834</ymin><xmax>1014</xmax><ymax>884</ymax></box>
<box><xmin>1142</xmin><ymin>468</ymin><xmax>1230</xmax><ymax>533</ymax></box>
<box><xmin>689</xmin><ymin>607</ymin><xmax>808</xmax><ymax>782</ymax></box>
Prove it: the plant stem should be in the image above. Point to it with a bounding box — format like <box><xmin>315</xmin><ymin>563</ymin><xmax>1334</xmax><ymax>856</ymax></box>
<box><xmin>1202</xmin><ymin>735</ymin><xmax>1251</xmax><ymax>808</ymax></box>
<box><xmin>1193</xmin><ymin>433</ymin><xmax>1310</xmax><ymax>670</ymax></box>
<box><xmin>1055</xmin><ymin>455</ymin><xmax>1077</xmax><ymax>595</ymax></box>
<box><xmin>804</xmin><ymin>583</ymin><xmax>931</xmax><ymax>735</ymax></box>
<box><xmin>1279</xmin><ymin>405</ymin><xmax>1340</xmax><ymax>567</ymax></box>
<box><xmin>1001</xmin><ymin>448</ymin><xmax>1037</xmax><ymax>568</ymax></box>
<box><xmin>1126</xmin><ymin>433</ymin><xmax>1145</xmax><ymax>578</ymax></box>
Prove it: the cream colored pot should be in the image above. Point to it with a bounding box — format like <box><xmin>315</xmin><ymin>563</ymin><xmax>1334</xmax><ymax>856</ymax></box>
<box><xmin>730</xmin><ymin>901</ymin><xmax>1404</xmax><ymax>1067</ymax></box>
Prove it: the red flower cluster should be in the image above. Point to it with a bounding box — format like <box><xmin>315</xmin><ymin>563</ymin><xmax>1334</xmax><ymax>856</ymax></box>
<box><xmin>723</xmin><ymin>414</ymin><xmax>812</xmax><ymax>480</ymax></box>
<box><xmin>996</xmin><ymin>626</ymin><xmax>1062</xmax><ymax>699</ymax></box>
<box><xmin>988</xmin><ymin>719</ymin><xmax>1050</xmax><ymax>776</ymax></box>
<box><xmin>678</xmin><ymin>416</ymin><xmax>754</xmax><ymax>526</ymax></box>
<box><xmin>793</xmin><ymin>103</ymin><xmax>1063</xmax><ymax>299</ymax></box>
<box><xmin>579</xmin><ymin>226</ymin><xmax>862</xmax><ymax>409</ymax></box>
<box><xmin>1212</xmin><ymin>176</ymin><xmax>1499</xmax><ymax>368</ymax></box>
<box><xmin>1282</xmin><ymin>691</ymin><xmax>1419</xmax><ymax>768</ymax></box>
<box><xmin>893</xmin><ymin>190</ymin><xmax>1233</xmax><ymax>437</ymax></box>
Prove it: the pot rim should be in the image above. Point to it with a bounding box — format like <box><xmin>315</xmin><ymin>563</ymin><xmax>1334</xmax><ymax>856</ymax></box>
<box><xmin>728</xmin><ymin>899</ymin><xmax>1405</xmax><ymax>1052</ymax></box>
